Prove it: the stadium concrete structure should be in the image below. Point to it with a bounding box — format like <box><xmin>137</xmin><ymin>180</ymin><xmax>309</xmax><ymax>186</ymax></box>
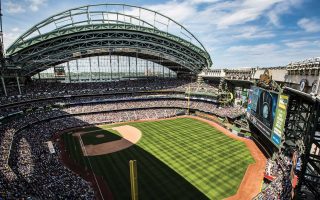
<box><xmin>1</xmin><ymin>2</ymin><xmax>320</xmax><ymax>200</ymax></box>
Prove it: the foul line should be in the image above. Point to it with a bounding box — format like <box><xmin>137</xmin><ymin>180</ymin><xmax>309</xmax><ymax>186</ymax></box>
<box><xmin>79</xmin><ymin>135</ymin><xmax>104</xmax><ymax>200</ymax></box>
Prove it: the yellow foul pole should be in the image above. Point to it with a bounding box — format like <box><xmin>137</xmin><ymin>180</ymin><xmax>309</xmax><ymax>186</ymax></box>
<box><xmin>129</xmin><ymin>160</ymin><xmax>138</xmax><ymax>200</ymax></box>
<box><xmin>187</xmin><ymin>83</ymin><xmax>191</xmax><ymax>115</ymax></box>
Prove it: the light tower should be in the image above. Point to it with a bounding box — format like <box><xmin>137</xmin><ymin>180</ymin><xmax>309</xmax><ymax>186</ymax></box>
<box><xmin>0</xmin><ymin>0</ymin><xmax>4</xmax><ymax>68</ymax></box>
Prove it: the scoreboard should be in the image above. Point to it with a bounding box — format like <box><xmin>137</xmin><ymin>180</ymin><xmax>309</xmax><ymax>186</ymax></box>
<box><xmin>247</xmin><ymin>86</ymin><xmax>289</xmax><ymax>147</ymax></box>
<box><xmin>54</xmin><ymin>66</ymin><xmax>66</xmax><ymax>77</ymax></box>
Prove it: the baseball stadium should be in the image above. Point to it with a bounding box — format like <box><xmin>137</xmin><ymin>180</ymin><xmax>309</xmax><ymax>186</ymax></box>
<box><xmin>0</xmin><ymin>1</ymin><xmax>320</xmax><ymax>200</ymax></box>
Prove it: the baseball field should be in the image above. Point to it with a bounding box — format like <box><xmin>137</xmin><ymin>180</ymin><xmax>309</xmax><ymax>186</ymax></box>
<box><xmin>62</xmin><ymin>117</ymin><xmax>255</xmax><ymax>200</ymax></box>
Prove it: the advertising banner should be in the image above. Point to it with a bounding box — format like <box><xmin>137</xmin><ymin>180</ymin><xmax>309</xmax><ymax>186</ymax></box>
<box><xmin>271</xmin><ymin>94</ymin><xmax>289</xmax><ymax>146</ymax></box>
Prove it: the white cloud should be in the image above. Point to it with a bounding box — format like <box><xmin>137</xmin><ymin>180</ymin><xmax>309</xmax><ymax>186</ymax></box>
<box><xmin>267</xmin><ymin>0</ymin><xmax>302</xmax><ymax>26</ymax></box>
<box><xmin>285</xmin><ymin>40</ymin><xmax>311</xmax><ymax>48</ymax></box>
<box><xmin>284</xmin><ymin>39</ymin><xmax>320</xmax><ymax>48</ymax></box>
<box><xmin>145</xmin><ymin>1</ymin><xmax>196</xmax><ymax>23</ymax></box>
<box><xmin>227</xmin><ymin>43</ymin><xmax>278</xmax><ymax>55</ymax></box>
<box><xmin>4</xmin><ymin>0</ymin><xmax>47</xmax><ymax>13</ymax></box>
<box><xmin>216</xmin><ymin>0</ymin><xmax>283</xmax><ymax>28</ymax></box>
<box><xmin>215</xmin><ymin>44</ymin><xmax>318</xmax><ymax>67</ymax></box>
<box><xmin>3</xmin><ymin>27</ymin><xmax>23</xmax><ymax>51</ymax></box>
<box><xmin>232</xmin><ymin>26</ymin><xmax>275</xmax><ymax>39</ymax></box>
<box><xmin>298</xmin><ymin>18</ymin><xmax>320</xmax><ymax>33</ymax></box>
<box><xmin>27</xmin><ymin>0</ymin><xmax>47</xmax><ymax>12</ymax></box>
<box><xmin>123</xmin><ymin>1</ymin><xmax>199</xmax><ymax>45</ymax></box>
<box><xmin>204</xmin><ymin>0</ymin><xmax>302</xmax><ymax>28</ymax></box>
<box><xmin>5</xmin><ymin>1</ymin><xmax>26</xmax><ymax>14</ymax></box>
<box><xmin>187</xmin><ymin>0</ymin><xmax>221</xmax><ymax>4</ymax></box>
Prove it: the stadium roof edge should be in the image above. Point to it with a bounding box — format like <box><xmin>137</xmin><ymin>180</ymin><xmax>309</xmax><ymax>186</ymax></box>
<box><xmin>7</xmin><ymin>3</ymin><xmax>211</xmax><ymax>60</ymax></box>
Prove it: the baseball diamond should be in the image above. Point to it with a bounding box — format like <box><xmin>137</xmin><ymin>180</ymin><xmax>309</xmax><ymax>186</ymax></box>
<box><xmin>62</xmin><ymin>117</ymin><xmax>257</xmax><ymax>199</ymax></box>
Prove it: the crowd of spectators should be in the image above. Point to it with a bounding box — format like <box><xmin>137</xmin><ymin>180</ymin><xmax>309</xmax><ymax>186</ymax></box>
<box><xmin>256</xmin><ymin>173</ymin><xmax>288</xmax><ymax>200</ymax></box>
<box><xmin>0</xmin><ymin>106</ymin><xmax>180</xmax><ymax>199</ymax></box>
<box><xmin>265</xmin><ymin>160</ymin><xmax>281</xmax><ymax>179</ymax></box>
<box><xmin>0</xmin><ymin>128</ymin><xmax>17</xmax><ymax>184</ymax></box>
<box><xmin>1</xmin><ymin>97</ymin><xmax>245</xmax><ymax>122</ymax></box>
<box><xmin>169</xmin><ymin>81</ymin><xmax>219</xmax><ymax>94</ymax></box>
<box><xmin>204</xmin><ymin>105</ymin><xmax>245</xmax><ymax>118</ymax></box>
<box><xmin>0</xmin><ymin>78</ymin><xmax>189</xmax><ymax>105</ymax></box>
<box><xmin>0</xmin><ymin>78</ymin><xmax>223</xmax><ymax>105</ymax></box>
<box><xmin>0</xmin><ymin>94</ymin><xmax>142</xmax><ymax>117</ymax></box>
<box><xmin>254</xmin><ymin>151</ymin><xmax>301</xmax><ymax>200</ymax></box>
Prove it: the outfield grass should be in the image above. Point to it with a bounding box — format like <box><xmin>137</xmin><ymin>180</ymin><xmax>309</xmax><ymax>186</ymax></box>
<box><xmin>63</xmin><ymin>118</ymin><xmax>254</xmax><ymax>200</ymax></box>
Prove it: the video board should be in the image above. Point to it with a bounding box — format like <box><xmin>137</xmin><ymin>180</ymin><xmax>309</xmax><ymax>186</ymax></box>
<box><xmin>54</xmin><ymin>66</ymin><xmax>66</xmax><ymax>77</ymax></box>
<box><xmin>247</xmin><ymin>86</ymin><xmax>289</xmax><ymax>147</ymax></box>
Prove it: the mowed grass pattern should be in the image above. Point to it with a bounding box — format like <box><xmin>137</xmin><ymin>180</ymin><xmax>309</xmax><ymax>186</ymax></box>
<box><xmin>63</xmin><ymin>118</ymin><xmax>254</xmax><ymax>200</ymax></box>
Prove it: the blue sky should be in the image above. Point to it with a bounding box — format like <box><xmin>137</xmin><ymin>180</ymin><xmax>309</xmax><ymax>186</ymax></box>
<box><xmin>2</xmin><ymin>0</ymin><xmax>320</xmax><ymax>68</ymax></box>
